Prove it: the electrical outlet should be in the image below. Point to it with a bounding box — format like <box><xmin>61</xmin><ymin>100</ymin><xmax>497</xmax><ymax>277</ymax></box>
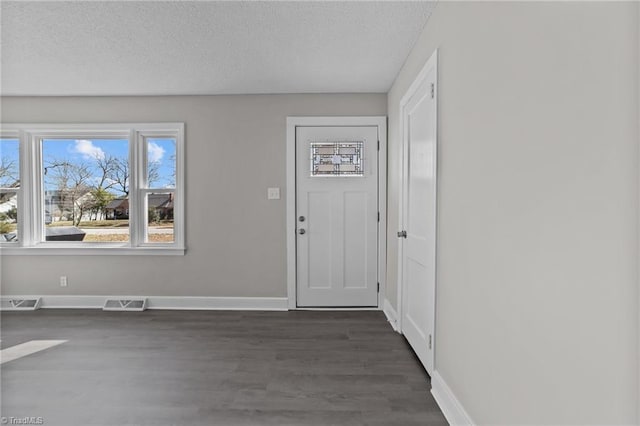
<box><xmin>60</xmin><ymin>276</ymin><xmax>68</xmax><ymax>287</ymax></box>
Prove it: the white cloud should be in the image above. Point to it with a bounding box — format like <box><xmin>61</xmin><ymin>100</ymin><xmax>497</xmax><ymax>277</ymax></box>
<box><xmin>73</xmin><ymin>140</ymin><xmax>105</xmax><ymax>160</ymax></box>
<box><xmin>148</xmin><ymin>142</ymin><xmax>165</xmax><ymax>163</ymax></box>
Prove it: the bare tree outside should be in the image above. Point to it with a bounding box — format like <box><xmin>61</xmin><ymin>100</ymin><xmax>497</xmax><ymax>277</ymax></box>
<box><xmin>95</xmin><ymin>155</ymin><xmax>118</xmax><ymax>191</ymax></box>
<box><xmin>148</xmin><ymin>160</ymin><xmax>160</xmax><ymax>187</ymax></box>
<box><xmin>109</xmin><ymin>157</ymin><xmax>130</xmax><ymax>196</ymax></box>
<box><xmin>0</xmin><ymin>156</ymin><xmax>19</xmax><ymax>188</ymax></box>
<box><xmin>45</xmin><ymin>159</ymin><xmax>93</xmax><ymax>226</ymax></box>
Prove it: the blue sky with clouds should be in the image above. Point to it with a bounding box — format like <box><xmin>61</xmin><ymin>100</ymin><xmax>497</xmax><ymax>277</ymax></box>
<box><xmin>0</xmin><ymin>137</ymin><xmax>175</xmax><ymax>191</ymax></box>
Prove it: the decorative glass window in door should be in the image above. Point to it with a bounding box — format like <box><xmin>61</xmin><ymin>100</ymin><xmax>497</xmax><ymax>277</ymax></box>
<box><xmin>310</xmin><ymin>141</ymin><xmax>364</xmax><ymax>177</ymax></box>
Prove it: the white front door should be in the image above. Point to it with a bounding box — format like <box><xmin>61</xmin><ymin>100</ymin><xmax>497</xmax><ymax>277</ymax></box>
<box><xmin>399</xmin><ymin>51</ymin><xmax>438</xmax><ymax>374</ymax></box>
<box><xmin>295</xmin><ymin>126</ymin><xmax>379</xmax><ymax>307</ymax></box>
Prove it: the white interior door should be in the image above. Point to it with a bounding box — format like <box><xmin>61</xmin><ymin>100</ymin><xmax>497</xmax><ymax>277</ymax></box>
<box><xmin>399</xmin><ymin>52</ymin><xmax>437</xmax><ymax>374</ymax></box>
<box><xmin>296</xmin><ymin>126</ymin><xmax>379</xmax><ymax>307</ymax></box>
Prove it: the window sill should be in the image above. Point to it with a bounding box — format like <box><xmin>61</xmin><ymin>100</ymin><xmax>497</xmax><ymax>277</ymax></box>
<box><xmin>0</xmin><ymin>246</ymin><xmax>185</xmax><ymax>256</ymax></box>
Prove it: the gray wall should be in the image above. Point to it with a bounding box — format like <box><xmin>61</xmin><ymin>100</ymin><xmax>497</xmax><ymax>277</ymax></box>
<box><xmin>1</xmin><ymin>94</ymin><xmax>386</xmax><ymax>297</ymax></box>
<box><xmin>386</xmin><ymin>1</ymin><xmax>639</xmax><ymax>424</ymax></box>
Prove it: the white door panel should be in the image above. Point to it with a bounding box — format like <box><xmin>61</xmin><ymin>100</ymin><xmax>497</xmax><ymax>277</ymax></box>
<box><xmin>343</xmin><ymin>191</ymin><xmax>369</xmax><ymax>289</ymax></box>
<box><xmin>400</xmin><ymin>53</ymin><xmax>437</xmax><ymax>375</ymax></box>
<box><xmin>306</xmin><ymin>191</ymin><xmax>332</xmax><ymax>289</ymax></box>
<box><xmin>296</xmin><ymin>126</ymin><xmax>378</xmax><ymax>307</ymax></box>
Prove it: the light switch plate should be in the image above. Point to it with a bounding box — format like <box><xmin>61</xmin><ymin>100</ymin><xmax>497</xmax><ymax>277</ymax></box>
<box><xmin>267</xmin><ymin>187</ymin><xmax>280</xmax><ymax>200</ymax></box>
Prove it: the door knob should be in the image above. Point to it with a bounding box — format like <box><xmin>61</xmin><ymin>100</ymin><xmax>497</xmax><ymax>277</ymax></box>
<box><xmin>397</xmin><ymin>230</ymin><xmax>407</xmax><ymax>238</ymax></box>
<box><xmin>299</xmin><ymin>229</ymin><xmax>306</xmax><ymax>235</ymax></box>
<box><xmin>299</xmin><ymin>216</ymin><xmax>305</xmax><ymax>222</ymax></box>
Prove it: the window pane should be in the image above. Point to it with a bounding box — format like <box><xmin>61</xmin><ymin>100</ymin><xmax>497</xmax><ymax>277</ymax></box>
<box><xmin>147</xmin><ymin>192</ymin><xmax>174</xmax><ymax>243</ymax></box>
<box><xmin>0</xmin><ymin>139</ymin><xmax>20</xmax><ymax>188</ymax></box>
<box><xmin>147</xmin><ymin>138</ymin><xmax>176</xmax><ymax>188</ymax></box>
<box><xmin>42</xmin><ymin>138</ymin><xmax>130</xmax><ymax>243</ymax></box>
<box><xmin>0</xmin><ymin>191</ymin><xmax>18</xmax><ymax>242</ymax></box>
<box><xmin>310</xmin><ymin>141</ymin><xmax>364</xmax><ymax>177</ymax></box>
<box><xmin>0</xmin><ymin>139</ymin><xmax>20</xmax><ymax>243</ymax></box>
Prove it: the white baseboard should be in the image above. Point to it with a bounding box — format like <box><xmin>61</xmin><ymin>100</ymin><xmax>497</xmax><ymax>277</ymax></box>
<box><xmin>431</xmin><ymin>371</ymin><xmax>475</xmax><ymax>426</ymax></box>
<box><xmin>383</xmin><ymin>298</ymin><xmax>400</xmax><ymax>332</ymax></box>
<box><xmin>1</xmin><ymin>295</ymin><xmax>289</xmax><ymax>311</ymax></box>
<box><xmin>147</xmin><ymin>296</ymin><xmax>288</xmax><ymax>311</ymax></box>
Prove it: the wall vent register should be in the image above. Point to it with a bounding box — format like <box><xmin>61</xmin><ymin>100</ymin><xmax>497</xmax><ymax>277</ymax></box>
<box><xmin>310</xmin><ymin>141</ymin><xmax>364</xmax><ymax>176</ymax></box>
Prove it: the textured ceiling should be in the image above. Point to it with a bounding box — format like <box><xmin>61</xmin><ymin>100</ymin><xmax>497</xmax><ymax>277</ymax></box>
<box><xmin>0</xmin><ymin>1</ymin><xmax>436</xmax><ymax>96</ymax></box>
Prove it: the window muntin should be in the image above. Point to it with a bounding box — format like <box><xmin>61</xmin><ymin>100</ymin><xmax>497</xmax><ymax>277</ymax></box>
<box><xmin>0</xmin><ymin>123</ymin><xmax>184</xmax><ymax>254</ymax></box>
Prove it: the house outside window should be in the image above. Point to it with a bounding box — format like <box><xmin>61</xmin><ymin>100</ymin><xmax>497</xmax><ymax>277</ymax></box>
<box><xmin>0</xmin><ymin>123</ymin><xmax>184</xmax><ymax>255</ymax></box>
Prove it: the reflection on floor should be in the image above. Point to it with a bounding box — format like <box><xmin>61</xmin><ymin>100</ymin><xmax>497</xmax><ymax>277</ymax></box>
<box><xmin>0</xmin><ymin>340</ymin><xmax>67</xmax><ymax>364</ymax></box>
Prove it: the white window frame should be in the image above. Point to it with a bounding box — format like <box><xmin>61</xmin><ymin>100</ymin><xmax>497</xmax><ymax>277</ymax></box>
<box><xmin>0</xmin><ymin>123</ymin><xmax>185</xmax><ymax>255</ymax></box>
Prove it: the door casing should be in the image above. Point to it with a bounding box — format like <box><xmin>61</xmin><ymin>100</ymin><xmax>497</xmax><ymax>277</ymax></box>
<box><xmin>286</xmin><ymin>116</ymin><xmax>387</xmax><ymax>310</ymax></box>
<box><xmin>397</xmin><ymin>49</ymin><xmax>438</xmax><ymax>371</ymax></box>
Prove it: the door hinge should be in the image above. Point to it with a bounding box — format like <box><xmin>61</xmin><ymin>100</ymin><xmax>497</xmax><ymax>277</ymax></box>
<box><xmin>377</xmin><ymin>212</ymin><xmax>380</xmax><ymax>222</ymax></box>
<box><xmin>377</xmin><ymin>282</ymin><xmax>380</xmax><ymax>293</ymax></box>
<box><xmin>430</xmin><ymin>83</ymin><xmax>435</xmax><ymax>99</ymax></box>
<box><xmin>377</xmin><ymin>140</ymin><xmax>380</xmax><ymax>151</ymax></box>
<box><xmin>428</xmin><ymin>334</ymin><xmax>432</xmax><ymax>350</ymax></box>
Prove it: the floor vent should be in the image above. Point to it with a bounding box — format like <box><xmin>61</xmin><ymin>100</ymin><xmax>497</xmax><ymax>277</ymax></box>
<box><xmin>0</xmin><ymin>297</ymin><xmax>42</xmax><ymax>311</ymax></box>
<box><xmin>103</xmin><ymin>298</ymin><xmax>147</xmax><ymax>312</ymax></box>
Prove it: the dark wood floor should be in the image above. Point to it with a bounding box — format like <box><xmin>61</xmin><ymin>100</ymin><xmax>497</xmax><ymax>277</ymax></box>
<box><xmin>1</xmin><ymin>310</ymin><xmax>447</xmax><ymax>426</ymax></box>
